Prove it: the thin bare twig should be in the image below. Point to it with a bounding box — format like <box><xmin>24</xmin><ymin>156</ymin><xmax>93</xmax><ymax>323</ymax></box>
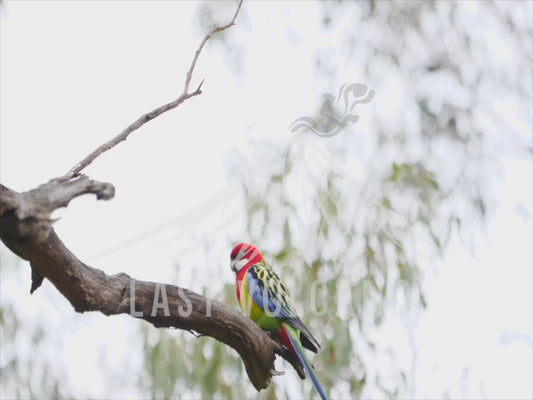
<box><xmin>65</xmin><ymin>0</ymin><xmax>244</xmax><ymax>179</ymax></box>
<box><xmin>184</xmin><ymin>0</ymin><xmax>243</xmax><ymax>93</ymax></box>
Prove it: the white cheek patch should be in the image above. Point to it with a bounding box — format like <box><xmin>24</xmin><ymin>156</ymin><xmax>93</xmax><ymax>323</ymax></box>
<box><xmin>235</xmin><ymin>258</ymin><xmax>249</xmax><ymax>271</ymax></box>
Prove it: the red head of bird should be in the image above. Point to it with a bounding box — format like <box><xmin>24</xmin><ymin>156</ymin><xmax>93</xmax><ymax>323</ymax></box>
<box><xmin>230</xmin><ymin>242</ymin><xmax>263</xmax><ymax>273</ymax></box>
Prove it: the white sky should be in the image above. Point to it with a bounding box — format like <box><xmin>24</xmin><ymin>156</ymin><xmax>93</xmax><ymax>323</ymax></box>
<box><xmin>1</xmin><ymin>1</ymin><xmax>531</xmax><ymax>399</ymax></box>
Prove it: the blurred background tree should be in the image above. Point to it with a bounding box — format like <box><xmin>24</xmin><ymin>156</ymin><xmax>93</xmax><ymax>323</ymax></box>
<box><xmin>1</xmin><ymin>1</ymin><xmax>531</xmax><ymax>399</ymax></box>
<box><xmin>140</xmin><ymin>1</ymin><xmax>531</xmax><ymax>398</ymax></box>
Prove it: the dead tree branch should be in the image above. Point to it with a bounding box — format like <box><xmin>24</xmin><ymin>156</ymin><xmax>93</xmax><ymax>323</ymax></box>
<box><xmin>0</xmin><ymin>179</ymin><xmax>304</xmax><ymax>390</ymax></box>
<box><xmin>0</xmin><ymin>176</ymin><xmax>114</xmax><ymax>255</ymax></box>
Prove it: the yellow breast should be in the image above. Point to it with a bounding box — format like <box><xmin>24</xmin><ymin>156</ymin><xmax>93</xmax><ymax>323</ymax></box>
<box><xmin>239</xmin><ymin>270</ymin><xmax>264</xmax><ymax>322</ymax></box>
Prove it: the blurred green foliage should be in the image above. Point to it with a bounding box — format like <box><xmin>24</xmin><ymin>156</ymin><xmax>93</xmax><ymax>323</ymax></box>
<box><xmin>0</xmin><ymin>252</ymin><xmax>70</xmax><ymax>400</ymax></box>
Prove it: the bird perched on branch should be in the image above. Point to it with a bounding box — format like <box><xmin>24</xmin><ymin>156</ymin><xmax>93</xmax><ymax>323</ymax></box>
<box><xmin>230</xmin><ymin>242</ymin><xmax>328</xmax><ymax>400</ymax></box>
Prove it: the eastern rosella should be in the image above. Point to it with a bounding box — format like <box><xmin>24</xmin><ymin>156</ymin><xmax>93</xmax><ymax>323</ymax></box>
<box><xmin>230</xmin><ymin>242</ymin><xmax>328</xmax><ymax>400</ymax></box>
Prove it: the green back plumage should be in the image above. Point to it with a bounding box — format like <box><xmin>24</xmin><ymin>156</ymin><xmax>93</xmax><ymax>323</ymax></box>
<box><xmin>245</xmin><ymin>260</ymin><xmax>320</xmax><ymax>353</ymax></box>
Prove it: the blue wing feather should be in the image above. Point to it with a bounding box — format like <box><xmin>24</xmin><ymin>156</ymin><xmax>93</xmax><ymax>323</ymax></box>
<box><xmin>247</xmin><ymin>262</ymin><xmax>296</xmax><ymax>319</ymax></box>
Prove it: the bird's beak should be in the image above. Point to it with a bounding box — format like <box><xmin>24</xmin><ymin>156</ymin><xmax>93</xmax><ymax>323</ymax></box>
<box><xmin>230</xmin><ymin>260</ymin><xmax>237</xmax><ymax>273</ymax></box>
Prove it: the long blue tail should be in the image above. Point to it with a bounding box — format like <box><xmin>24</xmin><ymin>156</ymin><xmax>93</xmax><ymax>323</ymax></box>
<box><xmin>281</xmin><ymin>323</ymin><xmax>328</xmax><ymax>400</ymax></box>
